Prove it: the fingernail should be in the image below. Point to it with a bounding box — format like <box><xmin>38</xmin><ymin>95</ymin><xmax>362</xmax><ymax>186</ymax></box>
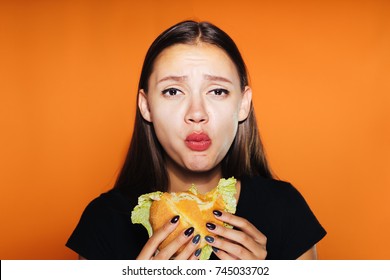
<box><xmin>213</xmin><ymin>210</ymin><xmax>222</xmax><ymax>217</ymax></box>
<box><xmin>170</xmin><ymin>215</ymin><xmax>180</xmax><ymax>223</ymax></box>
<box><xmin>206</xmin><ymin>223</ymin><xmax>216</xmax><ymax>230</ymax></box>
<box><xmin>192</xmin><ymin>234</ymin><xmax>200</xmax><ymax>244</ymax></box>
<box><xmin>195</xmin><ymin>248</ymin><xmax>202</xmax><ymax>257</ymax></box>
<box><xmin>212</xmin><ymin>246</ymin><xmax>219</xmax><ymax>253</ymax></box>
<box><xmin>205</xmin><ymin>235</ymin><xmax>214</xmax><ymax>243</ymax></box>
<box><xmin>184</xmin><ymin>227</ymin><xmax>194</xmax><ymax>237</ymax></box>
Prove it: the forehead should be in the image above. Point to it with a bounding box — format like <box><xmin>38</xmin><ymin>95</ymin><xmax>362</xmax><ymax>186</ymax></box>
<box><xmin>151</xmin><ymin>43</ymin><xmax>240</xmax><ymax>82</ymax></box>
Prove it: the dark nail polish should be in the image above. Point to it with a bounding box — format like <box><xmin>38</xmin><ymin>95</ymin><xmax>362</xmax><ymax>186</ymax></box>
<box><xmin>195</xmin><ymin>248</ymin><xmax>202</xmax><ymax>257</ymax></box>
<box><xmin>205</xmin><ymin>235</ymin><xmax>214</xmax><ymax>243</ymax></box>
<box><xmin>213</xmin><ymin>210</ymin><xmax>222</xmax><ymax>217</ymax></box>
<box><xmin>192</xmin><ymin>234</ymin><xmax>200</xmax><ymax>244</ymax></box>
<box><xmin>184</xmin><ymin>227</ymin><xmax>194</xmax><ymax>237</ymax></box>
<box><xmin>170</xmin><ymin>215</ymin><xmax>180</xmax><ymax>223</ymax></box>
<box><xmin>212</xmin><ymin>246</ymin><xmax>219</xmax><ymax>253</ymax></box>
<box><xmin>206</xmin><ymin>223</ymin><xmax>216</xmax><ymax>230</ymax></box>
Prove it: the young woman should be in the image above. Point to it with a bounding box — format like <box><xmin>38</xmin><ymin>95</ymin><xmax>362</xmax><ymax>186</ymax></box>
<box><xmin>66</xmin><ymin>20</ymin><xmax>326</xmax><ymax>260</ymax></box>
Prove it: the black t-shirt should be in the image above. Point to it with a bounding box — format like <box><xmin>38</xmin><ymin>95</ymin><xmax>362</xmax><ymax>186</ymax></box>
<box><xmin>66</xmin><ymin>176</ymin><xmax>326</xmax><ymax>259</ymax></box>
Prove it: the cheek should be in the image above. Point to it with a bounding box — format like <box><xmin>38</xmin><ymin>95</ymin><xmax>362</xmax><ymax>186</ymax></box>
<box><xmin>211</xmin><ymin>109</ymin><xmax>240</xmax><ymax>144</ymax></box>
<box><xmin>150</xmin><ymin>106</ymin><xmax>182</xmax><ymax>143</ymax></box>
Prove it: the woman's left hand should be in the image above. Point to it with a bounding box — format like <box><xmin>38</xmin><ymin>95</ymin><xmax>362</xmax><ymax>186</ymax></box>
<box><xmin>205</xmin><ymin>210</ymin><xmax>267</xmax><ymax>260</ymax></box>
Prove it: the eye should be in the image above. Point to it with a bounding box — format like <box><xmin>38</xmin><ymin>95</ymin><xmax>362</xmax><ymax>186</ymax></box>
<box><xmin>209</xmin><ymin>88</ymin><xmax>229</xmax><ymax>96</ymax></box>
<box><xmin>161</xmin><ymin>88</ymin><xmax>182</xmax><ymax>96</ymax></box>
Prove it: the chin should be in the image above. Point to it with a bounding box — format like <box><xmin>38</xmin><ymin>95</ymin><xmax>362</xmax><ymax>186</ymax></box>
<box><xmin>184</xmin><ymin>161</ymin><xmax>220</xmax><ymax>173</ymax></box>
<box><xmin>169</xmin><ymin>153</ymin><xmax>221</xmax><ymax>174</ymax></box>
<box><xmin>185</xmin><ymin>166</ymin><xmax>212</xmax><ymax>173</ymax></box>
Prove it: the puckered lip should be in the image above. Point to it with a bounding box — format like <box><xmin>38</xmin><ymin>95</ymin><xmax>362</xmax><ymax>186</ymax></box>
<box><xmin>185</xmin><ymin>132</ymin><xmax>211</xmax><ymax>151</ymax></box>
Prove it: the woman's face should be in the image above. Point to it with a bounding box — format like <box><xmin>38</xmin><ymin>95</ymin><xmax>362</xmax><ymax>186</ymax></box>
<box><xmin>139</xmin><ymin>43</ymin><xmax>252</xmax><ymax>174</ymax></box>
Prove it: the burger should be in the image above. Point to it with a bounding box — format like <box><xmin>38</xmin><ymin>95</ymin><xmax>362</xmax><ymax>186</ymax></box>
<box><xmin>131</xmin><ymin>177</ymin><xmax>237</xmax><ymax>260</ymax></box>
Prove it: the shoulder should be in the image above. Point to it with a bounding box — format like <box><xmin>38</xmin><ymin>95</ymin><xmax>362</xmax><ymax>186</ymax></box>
<box><xmin>239</xmin><ymin>175</ymin><xmax>302</xmax><ymax>207</ymax></box>
<box><xmin>239</xmin><ymin>175</ymin><xmax>317</xmax><ymax>218</ymax></box>
<box><xmin>75</xmin><ymin>188</ymin><xmax>142</xmax><ymax>236</ymax></box>
<box><xmin>82</xmin><ymin>189</ymin><xmax>134</xmax><ymax>219</ymax></box>
<box><xmin>66</xmin><ymin>189</ymin><xmax>147</xmax><ymax>259</ymax></box>
<box><xmin>238</xmin><ymin>176</ymin><xmax>326</xmax><ymax>259</ymax></box>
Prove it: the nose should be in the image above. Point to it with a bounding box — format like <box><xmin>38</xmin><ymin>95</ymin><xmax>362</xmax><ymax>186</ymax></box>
<box><xmin>185</xmin><ymin>96</ymin><xmax>209</xmax><ymax>124</ymax></box>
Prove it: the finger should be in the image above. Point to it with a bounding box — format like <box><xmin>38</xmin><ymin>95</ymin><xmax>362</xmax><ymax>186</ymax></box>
<box><xmin>136</xmin><ymin>215</ymin><xmax>180</xmax><ymax>260</ymax></box>
<box><xmin>175</xmin><ymin>234</ymin><xmax>201</xmax><ymax>260</ymax></box>
<box><xmin>210</xmin><ymin>246</ymin><xmax>237</xmax><ymax>260</ymax></box>
<box><xmin>205</xmin><ymin>235</ymin><xmax>254</xmax><ymax>260</ymax></box>
<box><xmin>213</xmin><ymin>210</ymin><xmax>267</xmax><ymax>245</ymax></box>
<box><xmin>154</xmin><ymin>227</ymin><xmax>194</xmax><ymax>260</ymax></box>
<box><xmin>189</xmin><ymin>251</ymin><xmax>200</xmax><ymax>260</ymax></box>
<box><xmin>193</xmin><ymin>248</ymin><xmax>202</xmax><ymax>260</ymax></box>
<box><xmin>207</xmin><ymin>226</ymin><xmax>267</xmax><ymax>259</ymax></box>
<box><xmin>206</xmin><ymin>222</ymin><xmax>261</xmax><ymax>255</ymax></box>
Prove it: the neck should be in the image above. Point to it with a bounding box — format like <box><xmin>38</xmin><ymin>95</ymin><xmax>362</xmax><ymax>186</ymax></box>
<box><xmin>166</xmin><ymin>159</ymin><xmax>222</xmax><ymax>194</ymax></box>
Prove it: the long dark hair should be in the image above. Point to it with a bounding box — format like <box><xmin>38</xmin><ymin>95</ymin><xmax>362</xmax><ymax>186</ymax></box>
<box><xmin>114</xmin><ymin>20</ymin><xmax>273</xmax><ymax>199</ymax></box>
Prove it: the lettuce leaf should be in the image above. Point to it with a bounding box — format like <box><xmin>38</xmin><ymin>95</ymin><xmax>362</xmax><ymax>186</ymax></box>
<box><xmin>217</xmin><ymin>177</ymin><xmax>237</xmax><ymax>214</ymax></box>
<box><xmin>200</xmin><ymin>245</ymin><xmax>213</xmax><ymax>260</ymax></box>
<box><xmin>131</xmin><ymin>191</ymin><xmax>163</xmax><ymax>237</ymax></box>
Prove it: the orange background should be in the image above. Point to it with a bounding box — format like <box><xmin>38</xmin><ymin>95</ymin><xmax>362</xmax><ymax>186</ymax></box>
<box><xmin>1</xmin><ymin>0</ymin><xmax>389</xmax><ymax>260</ymax></box>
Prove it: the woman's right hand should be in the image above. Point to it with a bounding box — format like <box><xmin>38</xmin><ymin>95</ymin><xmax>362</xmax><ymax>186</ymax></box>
<box><xmin>136</xmin><ymin>215</ymin><xmax>200</xmax><ymax>260</ymax></box>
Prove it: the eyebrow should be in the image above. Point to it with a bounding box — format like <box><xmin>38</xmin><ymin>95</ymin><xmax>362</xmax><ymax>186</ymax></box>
<box><xmin>204</xmin><ymin>74</ymin><xmax>233</xmax><ymax>84</ymax></box>
<box><xmin>157</xmin><ymin>76</ymin><xmax>187</xmax><ymax>84</ymax></box>
<box><xmin>157</xmin><ymin>74</ymin><xmax>233</xmax><ymax>84</ymax></box>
